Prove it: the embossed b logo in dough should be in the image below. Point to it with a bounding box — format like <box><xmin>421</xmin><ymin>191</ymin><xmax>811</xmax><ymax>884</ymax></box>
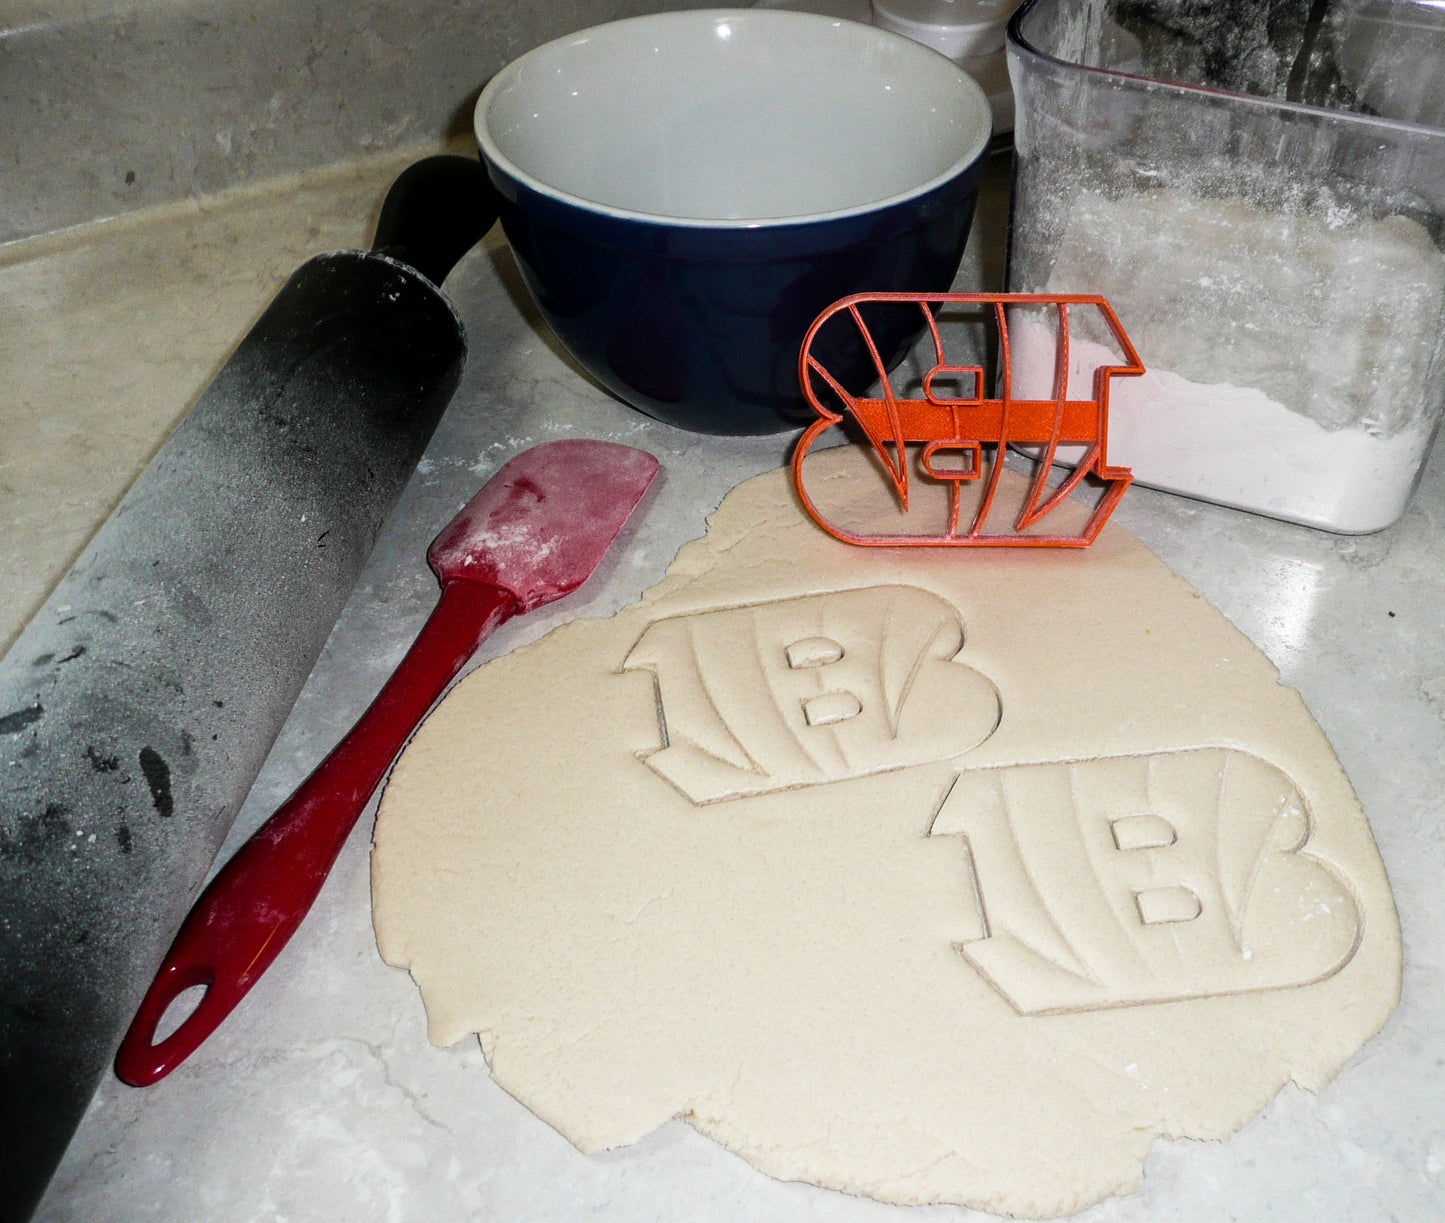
<box><xmin>623</xmin><ymin>586</ymin><xmax>1001</xmax><ymax>804</ymax></box>
<box><xmin>373</xmin><ymin>454</ymin><xmax>1401</xmax><ymax>1216</ymax></box>
<box><xmin>930</xmin><ymin>748</ymin><xmax>1363</xmax><ymax>1013</ymax></box>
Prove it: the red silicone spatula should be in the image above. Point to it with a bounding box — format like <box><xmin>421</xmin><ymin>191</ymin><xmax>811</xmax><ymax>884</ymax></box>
<box><xmin>116</xmin><ymin>439</ymin><xmax>659</xmax><ymax>1086</ymax></box>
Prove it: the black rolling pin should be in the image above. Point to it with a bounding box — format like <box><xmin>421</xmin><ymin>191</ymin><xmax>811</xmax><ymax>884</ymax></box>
<box><xmin>0</xmin><ymin>155</ymin><xmax>497</xmax><ymax>1223</ymax></box>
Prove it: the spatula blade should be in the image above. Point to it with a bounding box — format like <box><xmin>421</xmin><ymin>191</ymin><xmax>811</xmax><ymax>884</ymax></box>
<box><xmin>427</xmin><ymin>440</ymin><xmax>659</xmax><ymax>610</ymax></box>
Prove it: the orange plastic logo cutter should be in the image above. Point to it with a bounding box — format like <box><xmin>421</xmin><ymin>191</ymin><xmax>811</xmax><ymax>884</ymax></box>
<box><xmin>791</xmin><ymin>293</ymin><xmax>1145</xmax><ymax>547</ymax></box>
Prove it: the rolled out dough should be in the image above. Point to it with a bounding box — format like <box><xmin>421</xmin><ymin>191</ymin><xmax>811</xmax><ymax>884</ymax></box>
<box><xmin>371</xmin><ymin>446</ymin><xmax>1400</xmax><ymax>1218</ymax></box>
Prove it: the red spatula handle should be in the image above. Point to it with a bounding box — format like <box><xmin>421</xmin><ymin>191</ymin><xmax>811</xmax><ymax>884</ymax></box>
<box><xmin>115</xmin><ymin>578</ymin><xmax>517</xmax><ymax>1087</ymax></box>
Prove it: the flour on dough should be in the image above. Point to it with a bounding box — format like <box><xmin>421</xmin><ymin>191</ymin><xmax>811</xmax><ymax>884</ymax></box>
<box><xmin>371</xmin><ymin>446</ymin><xmax>1400</xmax><ymax>1218</ymax></box>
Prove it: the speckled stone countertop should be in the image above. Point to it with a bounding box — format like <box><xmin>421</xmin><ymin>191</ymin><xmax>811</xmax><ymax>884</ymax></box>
<box><xmin>5</xmin><ymin>125</ymin><xmax>1444</xmax><ymax>1223</ymax></box>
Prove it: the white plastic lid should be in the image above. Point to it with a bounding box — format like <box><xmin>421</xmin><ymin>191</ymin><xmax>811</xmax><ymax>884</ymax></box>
<box><xmin>870</xmin><ymin>0</ymin><xmax>1016</xmax><ymax>59</ymax></box>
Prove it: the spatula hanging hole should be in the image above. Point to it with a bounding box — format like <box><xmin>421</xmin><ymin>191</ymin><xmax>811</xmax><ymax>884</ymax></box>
<box><xmin>154</xmin><ymin>983</ymin><xmax>209</xmax><ymax>1044</ymax></box>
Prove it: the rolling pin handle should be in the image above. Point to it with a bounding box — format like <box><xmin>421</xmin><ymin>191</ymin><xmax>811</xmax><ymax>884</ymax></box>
<box><xmin>370</xmin><ymin>154</ymin><xmax>500</xmax><ymax>284</ymax></box>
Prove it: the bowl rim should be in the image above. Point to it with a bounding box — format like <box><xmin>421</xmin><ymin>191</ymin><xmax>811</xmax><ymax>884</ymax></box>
<box><xmin>474</xmin><ymin>7</ymin><xmax>993</xmax><ymax>230</ymax></box>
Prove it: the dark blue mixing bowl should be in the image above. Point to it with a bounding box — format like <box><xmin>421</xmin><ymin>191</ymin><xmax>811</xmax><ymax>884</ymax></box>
<box><xmin>477</xmin><ymin>9</ymin><xmax>992</xmax><ymax>435</ymax></box>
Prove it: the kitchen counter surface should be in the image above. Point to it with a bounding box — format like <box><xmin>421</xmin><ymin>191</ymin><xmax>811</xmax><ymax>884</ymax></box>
<box><xmin>7</xmin><ymin>148</ymin><xmax>1444</xmax><ymax>1222</ymax></box>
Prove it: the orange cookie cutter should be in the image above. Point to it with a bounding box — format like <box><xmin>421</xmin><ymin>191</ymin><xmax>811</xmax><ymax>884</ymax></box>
<box><xmin>791</xmin><ymin>292</ymin><xmax>1146</xmax><ymax>547</ymax></box>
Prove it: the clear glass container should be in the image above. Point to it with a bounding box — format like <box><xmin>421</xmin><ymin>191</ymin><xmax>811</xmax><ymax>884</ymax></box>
<box><xmin>1005</xmin><ymin>0</ymin><xmax>1445</xmax><ymax>532</ymax></box>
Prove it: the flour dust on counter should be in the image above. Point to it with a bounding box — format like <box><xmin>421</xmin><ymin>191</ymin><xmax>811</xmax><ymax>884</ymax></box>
<box><xmin>370</xmin><ymin>446</ymin><xmax>1401</xmax><ymax>1218</ymax></box>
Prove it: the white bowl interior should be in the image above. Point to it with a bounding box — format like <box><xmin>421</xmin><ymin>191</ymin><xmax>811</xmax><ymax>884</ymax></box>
<box><xmin>477</xmin><ymin>9</ymin><xmax>992</xmax><ymax>225</ymax></box>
